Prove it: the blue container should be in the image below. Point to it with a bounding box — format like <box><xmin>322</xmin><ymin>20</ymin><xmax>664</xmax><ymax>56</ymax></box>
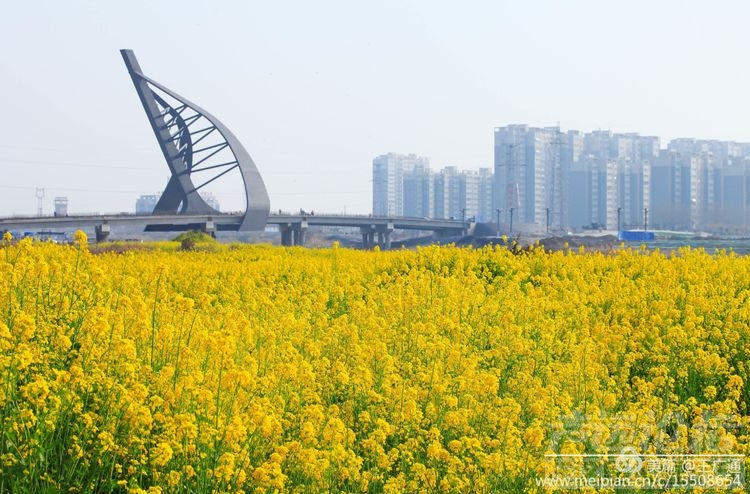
<box><xmin>619</xmin><ymin>230</ymin><xmax>655</xmax><ymax>241</ymax></box>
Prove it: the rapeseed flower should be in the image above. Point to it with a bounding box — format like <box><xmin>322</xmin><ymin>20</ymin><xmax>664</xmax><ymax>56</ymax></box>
<box><xmin>0</xmin><ymin>241</ymin><xmax>747</xmax><ymax>492</ymax></box>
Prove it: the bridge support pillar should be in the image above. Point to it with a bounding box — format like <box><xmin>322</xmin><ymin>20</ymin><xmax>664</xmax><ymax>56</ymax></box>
<box><xmin>280</xmin><ymin>221</ymin><xmax>307</xmax><ymax>246</ymax></box>
<box><xmin>293</xmin><ymin>227</ymin><xmax>306</xmax><ymax>246</ymax></box>
<box><xmin>202</xmin><ymin>218</ymin><xmax>216</xmax><ymax>238</ymax></box>
<box><xmin>360</xmin><ymin>226</ymin><xmax>376</xmax><ymax>249</ymax></box>
<box><xmin>280</xmin><ymin>227</ymin><xmax>293</xmax><ymax>246</ymax></box>
<box><xmin>375</xmin><ymin>221</ymin><xmax>394</xmax><ymax>250</ymax></box>
<box><xmin>203</xmin><ymin>216</ymin><xmax>216</xmax><ymax>237</ymax></box>
<box><xmin>95</xmin><ymin>222</ymin><xmax>110</xmax><ymax>243</ymax></box>
<box><xmin>296</xmin><ymin>219</ymin><xmax>308</xmax><ymax>246</ymax></box>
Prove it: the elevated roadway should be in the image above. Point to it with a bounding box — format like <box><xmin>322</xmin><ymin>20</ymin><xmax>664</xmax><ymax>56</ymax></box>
<box><xmin>0</xmin><ymin>213</ymin><xmax>470</xmax><ymax>248</ymax></box>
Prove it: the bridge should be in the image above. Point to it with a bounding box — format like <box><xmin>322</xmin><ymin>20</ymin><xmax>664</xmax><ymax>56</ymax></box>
<box><xmin>0</xmin><ymin>213</ymin><xmax>470</xmax><ymax>248</ymax></box>
<box><xmin>0</xmin><ymin>50</ymin><xmax>471</xmax><ymax>248</ymax></box>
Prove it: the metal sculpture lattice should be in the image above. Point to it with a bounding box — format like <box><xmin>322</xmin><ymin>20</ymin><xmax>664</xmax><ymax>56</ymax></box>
<box><xmin>121</xmin><ymin>49</ymin><xmax>270</xmax><ymax>230</ymax></box>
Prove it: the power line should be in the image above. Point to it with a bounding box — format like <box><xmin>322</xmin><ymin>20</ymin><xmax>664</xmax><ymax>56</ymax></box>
<box><xmin>273</xmin><ymin>190</ymin><xmax>369</xmax><ymax>196</ymax></box>
<box><xmin>0</xmin><ymin>158</ymin><xmax>153</xmax><ymax>171</ymax></box>
<box><xmin>0</xmin><ymin>143</ymin><xmax>157</xmax><ymax>156</ymax></box>
<box><xmin>0</xmin><ymin>183</ymin><xmax>369</xmax><ymax>197</ymax></box>
<box><xmin>0</xmin><ymin>184</ymin><xmax>159</xmax><ymax>195</ymax></box>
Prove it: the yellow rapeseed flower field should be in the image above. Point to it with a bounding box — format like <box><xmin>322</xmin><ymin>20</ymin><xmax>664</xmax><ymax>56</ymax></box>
<box><xmin>0</xmin><ymin>234</ymin><xmax>748</xmax><ymax>492</ymax></box>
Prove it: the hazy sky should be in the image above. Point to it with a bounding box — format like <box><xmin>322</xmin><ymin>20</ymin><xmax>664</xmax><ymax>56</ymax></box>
<box><xmin>2</xmin><ymin>1</ymin><xmax>750</xmax><ymax>215</ymax></box>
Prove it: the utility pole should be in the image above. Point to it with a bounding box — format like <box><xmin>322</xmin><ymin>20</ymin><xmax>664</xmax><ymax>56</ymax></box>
<box><xmin>550</xmin><ymin>128</ymin><xmax>564</xmax><ymax>230</ymax></box>
<box><xmin>617</xmin><ymin>206</ymin><xmax>622</xmax><ymax>232</ymax></box>
<box><xmin>509</xmin><ymin>207</ymin><xmax>514</xmax><ymax>234</ymax></box>
<box><xmin>496</xmin><ymin>208</ymin><xmax>501</xmax><ymax>237</ymax></box>
<box><xmin>644</xmin><ymin>207</ymin><xmax>648</xmax><ymax>232</ymax></box>
<box><xmin>546</xmin><ymin>207</ymin><xmax>550</xmax><ymax>233</ymax></box>
<box><xmin>35</xmin><ymin>188</ymin><xmax>45</xmax><ymax>217</ymax></box>
<box><xmin>496</xmin><ymin>131</ymin><xmax>526</xmax><ymax>230</ymax></box>
<box><xmin>505</xmin><ymin>142</ymin><xmax>522</xmax><ymax>222</ymax></box>
<box><xmin>506</xmin><ymin>144</ymin><xmax>515</xmax><ymax>213</ymax></box>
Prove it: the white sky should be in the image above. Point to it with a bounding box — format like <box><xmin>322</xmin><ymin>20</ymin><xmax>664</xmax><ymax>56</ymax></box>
<box><xmin>2</xmin><ymin>0</ymin><xmax>749</xmax><ymax>215</ymax></box>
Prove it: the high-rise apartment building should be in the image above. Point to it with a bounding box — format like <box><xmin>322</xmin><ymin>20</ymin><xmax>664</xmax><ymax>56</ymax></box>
<box><xmin>568</xmin><ymin>131</ymin><xmax>658</xmax><ymax>230</ymax></box>
<box><xmin>495</xmin><ymin>125</ymin><xmax>662</xmax><ymax>231</ymax></box>
<box><xmin>374</xmin><ymin>127</ymin><xmax>750</xmax><ymax>234</ymax></box>
<box><xmin>434</xmin><ymin>166</ymin><xmax>463</xmax><ymax>220</ymax></box>
<box><xmin>495</xmin><ymin>125</ymin><xmax>566</xmax><ymax>229</ymax></box>
<box><xmin>494</xmin><ymin>125</ymin><xmax>531</xmax><ymax>223</ymax></box>
<box><xmin>720</xmin><ymin>160</ymin><xmax>750</xmax><ymax>228</ymax></box>
<box><xmin>372</xmin><ymin>153</ymin><xmax>429</xmax><ymax>216</ymax></box>
<box><xmin>476</xmin><ymin>167</ymin><xmax>495</xmax><ymax>222</ymax></box>
<box><xmin>372</xmin><ymin>155</ymin><xmax>493</xmax><ymax>221</ymax></box>
<box><xmin>403</xmin><ymin>163</ymin><xmax>434</xmax><ymax>218</ymax></box>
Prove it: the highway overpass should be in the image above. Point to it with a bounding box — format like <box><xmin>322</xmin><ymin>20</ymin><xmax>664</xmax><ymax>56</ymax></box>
<box><xmin>0</xmin><ymin>213</ymin><xmax>471</xmax><ymax>248</ymax></box>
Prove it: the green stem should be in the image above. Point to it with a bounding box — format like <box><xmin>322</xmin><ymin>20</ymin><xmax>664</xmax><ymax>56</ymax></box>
<box><xmin>150</xmin><ymin>273</ymin><xmax>162</xmax><ymax>368</ymax></box>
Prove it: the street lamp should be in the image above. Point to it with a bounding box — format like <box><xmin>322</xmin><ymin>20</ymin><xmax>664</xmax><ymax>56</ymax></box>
<box><xmin>509</xmin><ymin>207</ymin><xmax>515</xmax><ymax>234</ymax></box>
<box><xmin>545</xmin><ymin>207</ymin><xmax>550</xmax><ymax>233</ymax></box>
<box><xmin>496</xmin><ymin>208</ymin><xmax>501</xmax><ymax>237</ymax></box>
<box><xmin>617</xmin><ymin>206</ymin><xmax>622</xmax><ymax>233</ymax></box>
